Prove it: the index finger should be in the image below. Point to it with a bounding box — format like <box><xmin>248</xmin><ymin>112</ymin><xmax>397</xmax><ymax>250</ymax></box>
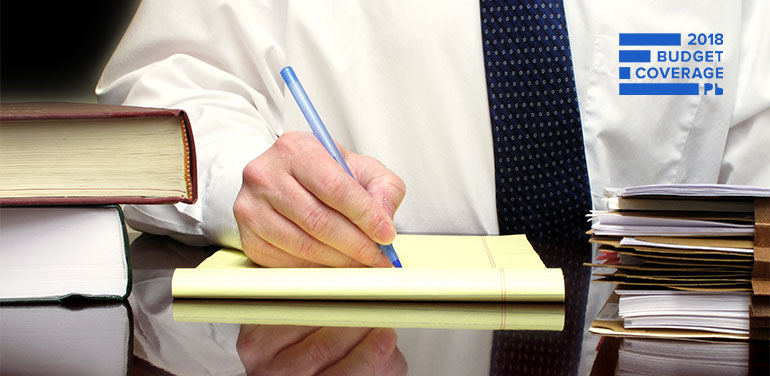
<box><xmin>345</xmin><ymin>153</ymin><xmax>406</xmax><ymax>220</ymax></box>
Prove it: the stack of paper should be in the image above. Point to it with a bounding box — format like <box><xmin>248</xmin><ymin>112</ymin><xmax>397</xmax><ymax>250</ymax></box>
<box><xmin>588</xmin><ymin>184</ymin><xmax>770</xmax><ymax>340</ymax></box>
<box><xmin>615</xmin><ymin>338</ymin><xmax>749</xmax><ymax>376</ymax></box>
<box><xmin>605</xmin><ymin>184</ymin><xmax>770</xmax><ymax>197</ymax></box>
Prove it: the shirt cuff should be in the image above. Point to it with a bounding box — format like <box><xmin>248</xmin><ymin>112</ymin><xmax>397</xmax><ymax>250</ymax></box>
<box><xmin>200</xmin><ymin>136</ymin><xmax>274</xmax><ymax>250</ymax></box>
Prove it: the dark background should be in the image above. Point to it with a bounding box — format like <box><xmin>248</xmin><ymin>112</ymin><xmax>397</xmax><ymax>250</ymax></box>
<box><xmin>1</xmin><ymin>1</ymin><xmax>141</xmax><ymax>102</ymax></box>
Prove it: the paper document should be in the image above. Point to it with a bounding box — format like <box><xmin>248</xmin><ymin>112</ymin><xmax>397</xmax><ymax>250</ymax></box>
<box><xmin>590</xmin><ymin>212</ymin><xmax>755</xmax><ymax>237</ymax></box>
<box><xmin>604</xmin><ymin>184</ymin><xmax>770</xmax><ymax>197</ymax></box>
<box><xmin>619</xmin><ymin>237</ymin><xmax>752</xmax><ymax>254</ymax></box>
<box><xmin>172</xmin><ymin>234</ymin><xmax>564</xmax><ymax>302</ymax></box>
<box><xmin>589</xmin><ymin>293</ymin><xmax>749</xmax><ymax>340</ymax></box>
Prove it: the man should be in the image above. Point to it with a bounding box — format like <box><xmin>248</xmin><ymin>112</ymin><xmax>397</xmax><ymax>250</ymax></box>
<box><xmin>97</xmin><ymin>1</ymin><xmax>769</xmax><ymax>268</ymax></box>
<box><xmin>98</xmin><ymin>1</ymin><xmax>768</xmax><ymax>373</ymax></box>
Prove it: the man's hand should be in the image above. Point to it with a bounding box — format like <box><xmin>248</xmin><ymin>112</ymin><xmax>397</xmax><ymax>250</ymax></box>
<box><xmin>237</xmin><ymin>325</ymin><xmax>408</xmax><ymax>376</ymax></box>
<box><xmin>234</xmin><ymin>131</ymin><xmax>406</xmax><ymax>267</ymax></box>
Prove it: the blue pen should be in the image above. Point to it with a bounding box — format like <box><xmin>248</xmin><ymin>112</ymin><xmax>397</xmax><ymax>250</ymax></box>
<box><xmin>280</xmin><ymin>66</ymin><xmax>402</xmax><ymax>268</ymax></box>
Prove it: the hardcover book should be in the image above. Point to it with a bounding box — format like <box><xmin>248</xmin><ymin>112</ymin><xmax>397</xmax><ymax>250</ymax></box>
<box><xmin>0</xmin><ymin>205</ymin><xmax>131</xmax><ymax>302</ymax></box>
<box><xmin>0</xmin><ymin>102</ymin><xmax>197</xmax><ymax>205</ymax></box>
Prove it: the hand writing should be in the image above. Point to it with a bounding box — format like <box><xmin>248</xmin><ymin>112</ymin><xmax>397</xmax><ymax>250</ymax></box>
<box><xmin>234</xmin><ymin>131</ymin><xmax>406</xmax><ymax>267</ymax></box>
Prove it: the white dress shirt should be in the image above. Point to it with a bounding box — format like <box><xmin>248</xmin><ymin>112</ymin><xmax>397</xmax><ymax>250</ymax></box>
<box><xmin>96</xmin><ymin>0</ymin><xmax>770</xmax><ymax>249</ymax></box>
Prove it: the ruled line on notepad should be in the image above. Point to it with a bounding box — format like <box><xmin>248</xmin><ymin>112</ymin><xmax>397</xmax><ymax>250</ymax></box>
<box><xmin>481</xmin><ymin>237</ymin><xmax>497</xmax><ymax>268</ymax></box>
<box><xmin>500</xmin><ymin>268</ymin><xmax>507</xmax><ymax>303</ymax></box>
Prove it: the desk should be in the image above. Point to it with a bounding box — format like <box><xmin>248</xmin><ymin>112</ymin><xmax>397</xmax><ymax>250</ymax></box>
<box><xmin>2</xmin><ymin>234</ymin><xmax>766</xmax><ymax>375</ymax></box>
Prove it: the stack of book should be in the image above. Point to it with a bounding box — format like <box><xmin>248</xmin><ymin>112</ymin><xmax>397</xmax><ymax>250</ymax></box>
<box><xmin>0</xmin><ymin>102</ymin><xmax>197</xmax><ymax>302</ymax></box>
<box><xmin>587</xmin><ymin>184</ymin><xmax>770</xmax><ymax>340</ymax></box>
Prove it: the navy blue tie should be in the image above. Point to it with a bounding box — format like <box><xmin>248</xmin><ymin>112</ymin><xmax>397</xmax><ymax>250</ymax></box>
<box><xmin>481</xmin><ymin>0</ymin><xmax>591</xmax><ymax>239</ymax></box>
<box><xmin>480</xmin><ymin>1</ymin><xmax>592</xmax><ymax>374</ymax></box>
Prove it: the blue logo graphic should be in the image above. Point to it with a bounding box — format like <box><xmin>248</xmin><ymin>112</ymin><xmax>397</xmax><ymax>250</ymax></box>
<box><xmin>618</xmin><ymin>33</ymin><xmax>724</xmax><ymax>96</ymax></box>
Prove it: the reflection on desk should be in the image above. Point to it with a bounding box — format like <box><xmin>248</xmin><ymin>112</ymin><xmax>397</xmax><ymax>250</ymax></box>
<box><xmin>129</xmin><ymin>235</ymin><xmax>587</xmax><ymax>375</ymax></box>
<box><xmin>173</xmin><ymin>300</ymin><xmax>564</xmax><ymax>331</ymax></box>
<box><xmin>236</xmin><ymin>324</ymin><xmax>409</xmax><ymax>375</ymax></box>
<box><xmin>0</xmin><ymin>302</ymin><xmax>131</xmax><ymax>375</ymax></box>
<box><xmin>126</xmin><ymin>233</ymin><xmax>596</xmax><ymax>375</ymax></box>
<box><xmin>129</xmin><ymin>234</ymin><xmax>245</xmax><ymax>375</ymax></box>
<box><xmin>591</xmin><ymin>336</ymin><xmax>769</xmax><ymax>376</ymax></box>
<box><xmin>3</xmin><ymin>232</ymin><xmax>654</xmax><ymax>375</ymax></box>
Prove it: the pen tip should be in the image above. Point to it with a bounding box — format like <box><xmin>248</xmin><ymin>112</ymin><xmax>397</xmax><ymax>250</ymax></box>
<box><xmin>392</xmin><ymin>259</ymin><xmax>402</xmax><ymax>268</ymax></box>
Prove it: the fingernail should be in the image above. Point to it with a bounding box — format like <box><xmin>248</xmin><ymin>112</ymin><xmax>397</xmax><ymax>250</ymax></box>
<box><xmin>374</xmin><ymin>220</ymin><xmax>395</xmax><ymax>244</ymax></box>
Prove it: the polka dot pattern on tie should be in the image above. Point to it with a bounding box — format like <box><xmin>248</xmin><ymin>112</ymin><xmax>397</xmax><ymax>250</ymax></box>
<box><xmin>480</xmin><ymin>0</ymin><xmax>591</xmax><ymax>239</ymax></box>
<box><xmin>480</xmin><ymin>1</ymin><xmax>593</xmax><ymax>374</ymax></box>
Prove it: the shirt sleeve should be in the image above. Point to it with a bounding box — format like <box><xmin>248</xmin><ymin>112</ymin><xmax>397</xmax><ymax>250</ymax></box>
<box><xmin>96</xmin><ymin>0</ymin><xmax>287</xmax><ymax>249</ymax></box>
<box><xmin>565</xmin><ymin>0</ymin><xmax>767</xmax><ymax>211</ymax></box>
<box><xmin>718</xmin><ymin>0</ymin><xmax>770</xmax><ymax>185</ymax></box>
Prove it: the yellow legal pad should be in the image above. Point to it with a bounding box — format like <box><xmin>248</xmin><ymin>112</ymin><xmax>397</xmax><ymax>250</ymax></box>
<box><xmin>171</xmin><ymin>234</ymin><xmax>564</xmax><ymax>302</ymax></box>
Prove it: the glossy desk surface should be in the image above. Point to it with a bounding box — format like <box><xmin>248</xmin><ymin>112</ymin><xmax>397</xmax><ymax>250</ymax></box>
<box><xmin>4</xmin><ymin>233</ymin><xmax>767</xmax><ymax>375</ymax></box>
